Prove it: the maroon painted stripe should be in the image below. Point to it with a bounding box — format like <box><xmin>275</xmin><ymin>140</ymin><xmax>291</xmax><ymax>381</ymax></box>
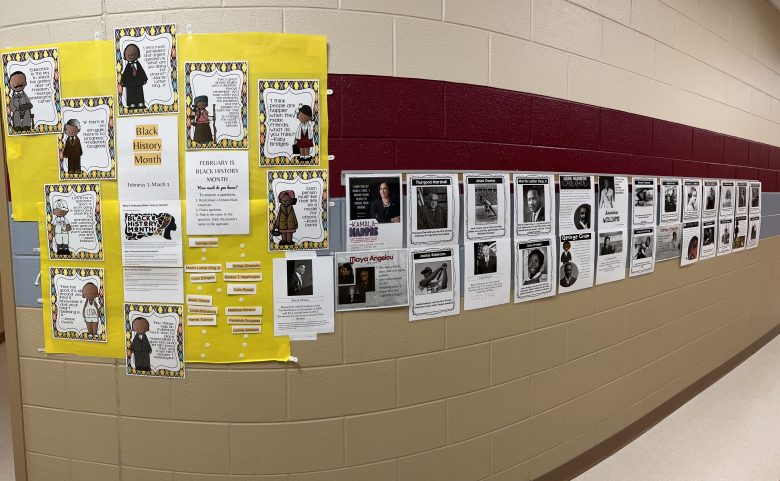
<box><xmin>327</xmin><ymin>74</ymin><xmax>779</xmax><ymax>197</ymax></box>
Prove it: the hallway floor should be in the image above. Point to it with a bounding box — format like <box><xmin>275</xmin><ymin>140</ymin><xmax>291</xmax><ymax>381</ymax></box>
<box><xmin>575</xmin><ymin>334</ymin><xmax>780</xmax><ymax>481</ymax></box>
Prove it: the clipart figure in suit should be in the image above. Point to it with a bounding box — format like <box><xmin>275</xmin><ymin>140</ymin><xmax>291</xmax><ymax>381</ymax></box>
<box><xmin>130</xmin><ymin>317</ymin><xmax>152</xmax><ymax>372</ymax></box>
<box><xmin>120</xmin><ymin>43</ymin><xmax>148</xmax><ymax>110</ymax></box>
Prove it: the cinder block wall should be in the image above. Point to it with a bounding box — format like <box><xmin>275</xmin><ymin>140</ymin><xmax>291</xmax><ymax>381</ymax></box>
<box><xmin>4</xmin><ymin>1</ymin><xmax>780</xmax><ymax>480</ymax></box>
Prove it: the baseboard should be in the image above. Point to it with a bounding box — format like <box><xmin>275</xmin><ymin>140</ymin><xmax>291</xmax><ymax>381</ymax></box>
<box><xmin>536</xmin><ymin>323</ymin><xmax>780</xmax><ymax>481</ymax></box>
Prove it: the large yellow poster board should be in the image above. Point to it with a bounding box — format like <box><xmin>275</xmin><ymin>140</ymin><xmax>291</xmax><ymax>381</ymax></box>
<box><xmin>4</xmin><ymin>32</ymin><xmax>328</xmax><ymax>363</ymax></box>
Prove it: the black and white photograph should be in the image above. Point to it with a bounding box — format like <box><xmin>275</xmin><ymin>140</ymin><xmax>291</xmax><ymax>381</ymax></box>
<box><xmin>597</xmin><ymin>176</ymin><xmax>628</xmax><ymax>231</ymax></box>
<box><xmin>733</xmin><ymin>215</ymin><xmax>747</xmax><ymax>252</ymax></box>
<box><xmin>599</xmin><ymin>232</ymin><xmax>623</xmax><ymax>256</ymax></box>
<box><xmin>464</xmin><ymin>238</ymin><xmax>511</xmax><ymax>310</ymax></box>
<box><xmin>736</xmin><ymin>181</ymin><xmax>748</xmax><ymax>216</ymax></box>
<box><xmin>514</xmin><ymin>174</ymin><xmax>555</xmax><ymax>238</ymax></box>
<box><xmin>632</xmin><ymin>177</ymin><xmax>656</xmax><ymax>227</ymax></box>
<box><xmin>346</xmin><ymin>174</ymin><xmax>404</xmax><ymax>251</ymax></box>
<box><xmin>286</xmin><ymin>259</ymin><xmax>313</xmax><ymax>296</ymax></box>
<box><xmin>515</xmin><ymin>238</ymin><xmax>556</xmax><ymax>303</ymax></box>
<box><xmin>718</xmin><ymin>217</ymin><xmax>733</xmax><ymax>256</ymax></box>
<box><xmin>660</xmin><ymin>178</ymin><xmax>681</xmax><ymax>226</ymax></box>
<box><xmin>682</xmin><ymin>179</ymin><xmax>702</xmax><ymax>222</ymax></box>
<box><xmin>702</xmin><ymin>180</ymin><xmax>719</xmax><ymax>220</ymax></box>
<box><xmin>749</xmin><ymin>181</ymin><xmax>761</xmax><ymax>216</ymax></box>
<box><xmin>523</xmin><ymin>184</ymin><xmax>547</xmax><ymax>223</ymax></box>
<box><xmin>337</xmin><ymin>262</ymin><xmax>355</xmax><ymax>285</ymax></box>
<box><xmin>409</xmin><ymin>247</ymin><xmax>460</xmax><ymax>321</ymax></box>
<box><xmin>747</xmin><ymin>215</ymin><xmax>761</xmax><ymax>250</ymax></box>
<box><xmin>338</xmin><ymin>285</ymin><xmax>365</xmax><ymax>304</ymax></box>
<box><xmin>473</xmin><ymin>241</ymin><xmax>498</xmax><ymax>275</ymax></box>
<box><xmin>629</xmin><ymin>227</ymin><xmax>655</xmax><ymax>277</ymax></box>
<box><xmin>700</xmin><ymin>220</ymin><xmax>717</xmax><ymax>260</ymax></box>
<box><xmin>559</xmin><ymin>175</ymin><xmax>594</xmax><ymax>234</ymax></box>
<box><xmin>664</xmin><ymin>184</ymin><xmax>678</xmax><ymax>212</ymax></box>
<box><xmin>523</xmin><ymin>246</ymin><xmax>549</xmax><ymax>285</ymax></box>
<box><xmin>464</xmin><ymin>173</ymin><xmax>510</xmax><ymax>241</ymax></box>
<box><xmin>559</xmin><ymin>262</ymin><xmax>579</xmax><ymax>288</ymax></box>
<box><xmin>416</xmin><ymin>187</ymin><xmax>449</xmax><ymax>231</ymax></box>
<box><xmin>415</xmin><ymin>260</ymin><xmax>452</xmax><ymax>295</ymax></box>
<box><xmin>334</xmin><ymin>249</ymin><xmax>409</xmax><ymax>312</ymax></box>
<box><xmin>632</xmin><ymin>233</ymin><xmax>654</xmax><ymax>261</ymax></box>
<box><xmin>598</xmin><ymin>176</ymin><xmax>615</xmax><ymax>209</ymax></box>
<box><xmin>596</xmin><ymin>230</ymin><xmax>626</xmax><ymax>286</ymax></box>
<box><xmin>573</xmin><ymin>204</ymin><xmax>592</xmax><ymax>230</ymax></box>
<box><xmin>408</xmin><ymin>174</ymin><xmax>459</xmax><ymax>247</ymax></box>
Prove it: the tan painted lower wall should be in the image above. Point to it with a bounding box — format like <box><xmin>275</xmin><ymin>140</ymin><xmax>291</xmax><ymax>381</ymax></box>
<box><xmin>12</xmin><ymin>236</ymin><xmax>780</xmax><ymax>481</ymax></box>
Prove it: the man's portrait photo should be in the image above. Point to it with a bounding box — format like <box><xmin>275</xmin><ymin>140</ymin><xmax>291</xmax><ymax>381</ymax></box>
<box><xmin>287</xmin><ymin>259</ymin><xmax>313</xmax><ymax>296</ymax></box>
<box><xmin>738</xmin><ymin>186</ymin><xmax>747</xmax><ymax>208</ymax></box>
<box><xmin>599</xmin><ymin>232</ymin><xmax>622</xmax><ymax>256</ymax></box>
<box><xmin>574</xmin><ymin>204</ymin><xmax>591</xmax><ymax>230</ymax></box>
<box><xmin>522</xmin><ymin>247</ymin><xmax>548</xmax><ymax>285</ymax></box>
<box><xmin>559</xmin><ymin>261</ymin><xmax>578</xmax><ymax>287</ymax></box>
<box><xmin>720</xmin><ymin>226</ymin><xmax>730</xmax><ymax>245</ymax></box>
<box><xmin>705</xmin><ymin>187</ymin><xmax>717</xmax><ymax>210</ymax></box>
<box><xmin>523</xmin><ymin>185</ymin><xmax>545</xmax><ymax>222</ymax></box>
<box><xmin>417</xmin><ymin>187</ymin><xmax>448</xmax><ymax>230</ymax></box>
<box><xmin>703</xmin><ymin>227</ymin><xmax>715</xmax><ymax>246</ymax></box>
<box><xmin>751</xmin><ymin>186</ymin><xmax>760</xmax><ymax>208</ymax></box>
<box><xmin>664</xmin><ymin>185</ymin><xmax>677</xmax><ymax>213</ymax></box>
<box><xmin>474</xmin><ymin>241</ymin><xmax>498</xmax><ymax>275</ymax></box>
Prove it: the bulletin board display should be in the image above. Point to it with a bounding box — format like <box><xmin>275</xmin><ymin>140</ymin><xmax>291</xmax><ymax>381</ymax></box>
<box><xmin>4</xmin><ymin>32</ymin><xmax>329</xmax><ymax>363</ymax></box>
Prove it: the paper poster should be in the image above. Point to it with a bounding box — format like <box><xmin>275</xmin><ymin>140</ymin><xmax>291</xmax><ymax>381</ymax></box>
<box><xmin>335</xmin><ymin>249</ymin><xmax>409</xmax><ymax>311</ymax></box>
<box><xmin>656</xmin><ymin>224</ymin><xmax>682</xmax><ymax>261</ymax></box>
<box><xmin>259</xmin><ymin>79</ymin><xmax>320</xmax><ymax>165</ymax></box>
<box><xmin>464</xmin><ymin>239</ymin><xmax>511</xmax><ymax>310</ymax></box>
<box><xmin>660</xmin><ymin>178</ymin><xmax>681</xmax><ymax>226</ymax></box>
<box><xmin>719</xmin><ymin>180</ymin><xmax>735</xmax><ymax>218</ymax></box>
<box><xmin>702</xmin><ymin>179</ymin><xmax>720</xmax><ymax>220</ymax></box>
<box><xmin>120</xmin><ymin>200</ymin><xmax>182</xmax><ymax>267</ymax></box>
<box><xmin>44</xmin><ymin>183</ymin><xmax>103</xmax><ymax>261</ymax></box>
<box><xmin>747</xmin><ymin>215</ymin><xmax>761</xmax><ymax>249</ymax></box>
<box><xmin>735</xmin><ymin>181</ymin><xmax>749</xmax><ymax>216</ymax></box>
<box><xmin>268</xmin><ymin>169</ymin><xmax>328</xmax><ymax>250</ymax></box>
<box><xmin>49</xmin><ymin>267</ymin><xmax>105</xmax><ymax>342</ymax></box>
<box><xmin>732</xmin><ymin>215</ymin><xmax>748</xmax><ymax>252</ymax></box>
<box><xmin>408</xmin><ymin>246</ymin><xmax>460</xmax><ymax>321</ymax></box>
<box><xmin>597</xmin><ymin>176</ymin><xmax>628</xmax><ymax>230</ymax></box>
<box><xmin>717</xmin><ymin>217</ymin><xmax>733</xmax><ymax>256</ymax></box>
<box><xmin>463</xmin><ymin>173</ymin><xmax>510</xmax><ymax>241</ymax></box>
<box><xmin>58</xmin><ymin>96</ymin><xmax>115</xmax><ymax>180</ymax></box>
<box><xmin>123</xmin><ymin>267</ymin><xmax>184</xmax><ymax>304</ymax></box>
<box><xmin>558</xmin><ymin>233</ymin><xmax>594</xmax><ymax>293</ymax></box>
<box><xmin>596</xmin><ymin>230</ymin><xmax>626</xmax><ymax>285</ymax></box>
<box><xmin>2</xmin><ymin>47</ymin><xmax>61</xmax><ymax>135</ymax></box>
<box><xmin>117</xmin><ymin>115</ymin><xmax>180</xmax><ymax>200</ymax></box>
<box><xmin>125</xmin><ymin>303</ymin><xmax>184</xmax><ymax>378</ymax></box>
<box><xmin>272</xmin><ymin>257</ymin><xmax>334</xmax><ymax>335</ymax></box>
<box><xmin>632</xmin><ymin>177</ymin><xmax>656</xmax><ymax>227</ymax></box>
<box><xmin>184</xmin><ymin>61</ymin><xmax>248</xmax><ymax>149</ymax></box>
<box><xmin>700</xmin><ymin>219</ymin><xmax>717</xmax><ymax>260</ymax></box>
<box><xmin>407</xmin><ymin>173</ymin><xmax>459</xmax><ymax>247</ymax></box>
<box><xmin>749</xmin><ymin>181</ymin><xmax>762</xmax><ymax>215</ymax></box>
<box><xmin>186</xmin><ymin>150</ymin><xmax>249</xmax><ymax>235</ymax></box>
<box><xmin>345</xmin><ymin>174</ymin><xmax>403</xmax><ymax>251</ymax></box>
<box><xmin>682</xmin><ymin>179</ymin><xmax>702</xmax><ymax>222</ymax></box>
<box><xmin>514</xmin><ymin>174</ymin><xmax>555</xmax><ymax>238</ymax></box>
<box><xmin>559</xmin><ymin>175</ymin><xmax>594</xmax><ymax>233</ymax></box>
<box><xmin>115</xmin><ymin>24</ymin><xmax>178</xmax><ymax>116</ymax></box>
<box><xmin>680</xmin><ymin>221</ymin><xmax>700</xmax><ymax>266</ymax></box>
<box><xmin>629</xmin><ymin>227</ymin><xmax>655</xmax><ymax>277</ymax></box>
<box><xmin>514</xmin><ymin>238</ymin><xmax>556</xmax><ymax>303</ymax></box>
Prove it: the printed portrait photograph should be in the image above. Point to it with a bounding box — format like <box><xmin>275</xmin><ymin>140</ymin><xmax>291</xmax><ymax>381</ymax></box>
<box><xmin>687</xmin><ymin>236</ymin><xmax>699</xmax><ymax>260</ymax></box>
<box><xmin>598</xmin><ymin>177</ymin><xmax>615</xmax><ymax>209</ymax></box>
<box><xmin>522</xmin><ymin>184</ymin><xmax>546</xmax><ymax>222</ymax></box>
<box><xmin>751</xmin><ymin>187</ymin><xmax>760</xmax><ymax>208</ymax></box>
<box><xmin>416</xmin><ymin>186</ymin><xmax>449</xmax><ymax>230</ymax></box>
<box><xmin>751</xmin><ymin>224</ymin><xmax>758</xmax><ymax>240</ymax></box>
<box><xmin>559</xmin><ymin>261</ymin><xmax>579</xmax><ymax>288</ymax></box>
<box><xmin>474</xmin><ymin>185</ymin><xmax>498</xmax><ymax>225</ymax></box>
<box><xmin>703</xmin><ymin>227</ymin><xmax>715</xmax><ymax>246</ymax></box>
<box><xmin>632</xmin><ymin>235</ymin><xmax>653</xmax><ymax>260</ymax></box>
<box><xmin>721</xmin><ymin>226</ymin><xmax>731</xmax><ymax>245</ymax></box>
<box><xmin>354</xmin><ymin>267</ymin><xmax>376</xmax><ymax>293</ymax></box>
<box><xmin>337</xmin><ymin>262</ymin><xmax>354</xmax><ymax>285</ymax></box>
<box><xmin>664</xmin><ymin>186</ymin><xmax>678</xmax><ymax>212</ymax></box>
<box><xmin>685</xmin><ymin>186</ymin><xmax>699</xmax><ymax>212</ymax></box>
<box><xmin>474</xmin><ymin>241</ymin><xmax>498</xmax><ymax>275</ymax></box>
<box><xmin>287</xmin><ymin>259</ymin><xmax>313</xmax><ymax>296</ymax></box>
<box><xmin>738</xmin><ymin>186</ymin><xmax>747</xmax><ymax>208</ymax></box>
<box><xmin>704</xmin><ymin>186</ymin><xmax>717</xmax><ymax>210</ymax></box>
<box><xmin>350</xmin><ymin>177</ymin><xmax>401</xmax><ymax>223</ymax></box>
<box><xmin>338</xmin><ymin>285</ymin><xmax>365</xmax><ymax>304</ymax></box>
<box><xmin>634</xmin><ymin>187</ymin><xmax>654</xmax><ymax>207</ymax></box>
<box><xmin>522</xmin><ymin>246</ymin><xmax>548</xmax><ymax>285</ymax></box>
<box><xmin>574</xmin><ymin>204</ymin><xmax>591</xmax><ymax>230</ymax></box>
<box><xmin>415</xmin><ymin>260</ymin><xmax>452</xmax><ymax>295</ymax></box>
<box><xmin>721</xmin><ymin>186</ymin><xmax>733</xmax><ymax>208</ymax></box>
<box><xmin>599</xmin><ymin>232</ymin><xmax>623</xmax><ymax>256</ymax></box>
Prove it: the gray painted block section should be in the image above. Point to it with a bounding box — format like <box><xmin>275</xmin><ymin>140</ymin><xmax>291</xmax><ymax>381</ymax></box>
<box><xmin>760</xmin><ymin>214</ymin><xmax>780</xmax><ymax>239</ymax></box>
<box><xmin>10</xmin><ymin>220</ymin><xmax>39</xmax><ymax>256</ymax></box>
<box><xmin>761</xmin><ymin>193</ymin><xmax>780</xmax><ymax>216</ymax></box>
<box><xmin>13</xmin><ymin>255</ymin><xmax>42</xmax><ymax>308</ymax></box>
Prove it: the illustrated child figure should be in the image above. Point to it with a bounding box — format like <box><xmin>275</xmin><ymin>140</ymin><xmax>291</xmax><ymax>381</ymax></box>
<box><xmin>62</xmin><ymin>118</ymin><xmax>83</xmax><ymax>173</ymax></box>
<box><xmin>51</xmin><ymin>200</ymin><xmax>72</xmax><ymax>255</ymax></box>
<box><xmin>190</xmin><ymin>95</ymin><xmax>213</xmax><ymax>143</ymax></box>
<box><xmin>9</xmin><ymin>71</ymin><xmax>33</xmax><ymax>132</ymax></box>
<box><xmin>81</xmin><ymin>282</ymin><xmax>101</xmax><ymax>339</ymax></box>
<box><xmin>130</xmin><ymin>317</ymin><xmax>152</xmax><ymax>372</ymax></box>
<box><xmin>293</xmin><ymin>105</ymin><xmax>314</xmax><ymax>161</ymax></box>
<box><xmin>273</xmin><ymin>190</ymin><xmax>298</xmax><ymax>246</ymax></box>
<box><xmin>120</xmin><ymin>43</ymin><xmax>148</xmax><ymax>109</ymax></box>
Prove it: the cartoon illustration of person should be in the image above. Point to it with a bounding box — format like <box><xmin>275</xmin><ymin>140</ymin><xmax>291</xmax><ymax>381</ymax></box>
<box><xmin>293</xmin><ymin>105</ymin><xmax>315</xmax><ymax>161</ymax></box>
<box><xmin>81</xmin><ymin>282</ymin><xmax>101</xmax><ymax>339</ymax></box>
<box><xmin>51</xmin><ymin>199</ymin><xmax>72</xmax><ymax>255</ymax></box>
<box><xmin>62</xmin><ymin>119</ymin><xmax>83</xmax><ymax>173</ymax></box>
<box><xmin>9</xmin><ymin>71</ymin><xmax>33</xmax><ymax>132</ymax></box>
<box><xmin>189</xmin><ymin>95</ymin><xmax>213</xmax><ymax>143</ymax></box>
<box><xmin>120</xmin><ymin>43</ymin><xmax>148</xmax><ymax>110</ymax></box>
<box><xmin>273</xmin><ymin>190</ymin><xmax>298</xmax><ymax>246</ymax></box>
<box><xmin>130</xmin><ymin>317</ymin><xmax>152</xmax><ymax>372</ymax></box>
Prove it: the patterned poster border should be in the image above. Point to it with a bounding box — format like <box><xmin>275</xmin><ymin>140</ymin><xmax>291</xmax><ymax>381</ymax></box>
<box><xmin>1</xmin><ymin>48</ymin><xmax>62</xmax><ymax>136</ymax></box>
<box><xmin>258</xmin><ymin>79</ymin><xmax>321</xmax><ymax>166</ymax></box>
<box><xmin>58</xmin><ymin>96</ymin><xmax>116</xmax><ymax>180</ymax></box>
<box><xmin>124</xmin><ymin>303</ymin><xmax>185</xmax><ymax>378</ymax></box>
<box><xmin>44</xmin><ymin>183</ymin><xmax>104</xmax><ymax>261</ymax></box>
<box><xmin>184</xmin><ymin>61</ymin><xmax>249</xmax><ymax>150</ymax></box>
<box><xmin>49</xmin><ymin>267</ymin><xmax>106</xmax><ymax>342</ymax></box>
<box><xmin>114</xmin><ymin>24</ymin><xmax>179</xmax><ymax>116</ymax></box>
<box><xmin>267</xmin><ymin>169</ymin><xmax>329</xmax><ymax>251</ymax></box>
